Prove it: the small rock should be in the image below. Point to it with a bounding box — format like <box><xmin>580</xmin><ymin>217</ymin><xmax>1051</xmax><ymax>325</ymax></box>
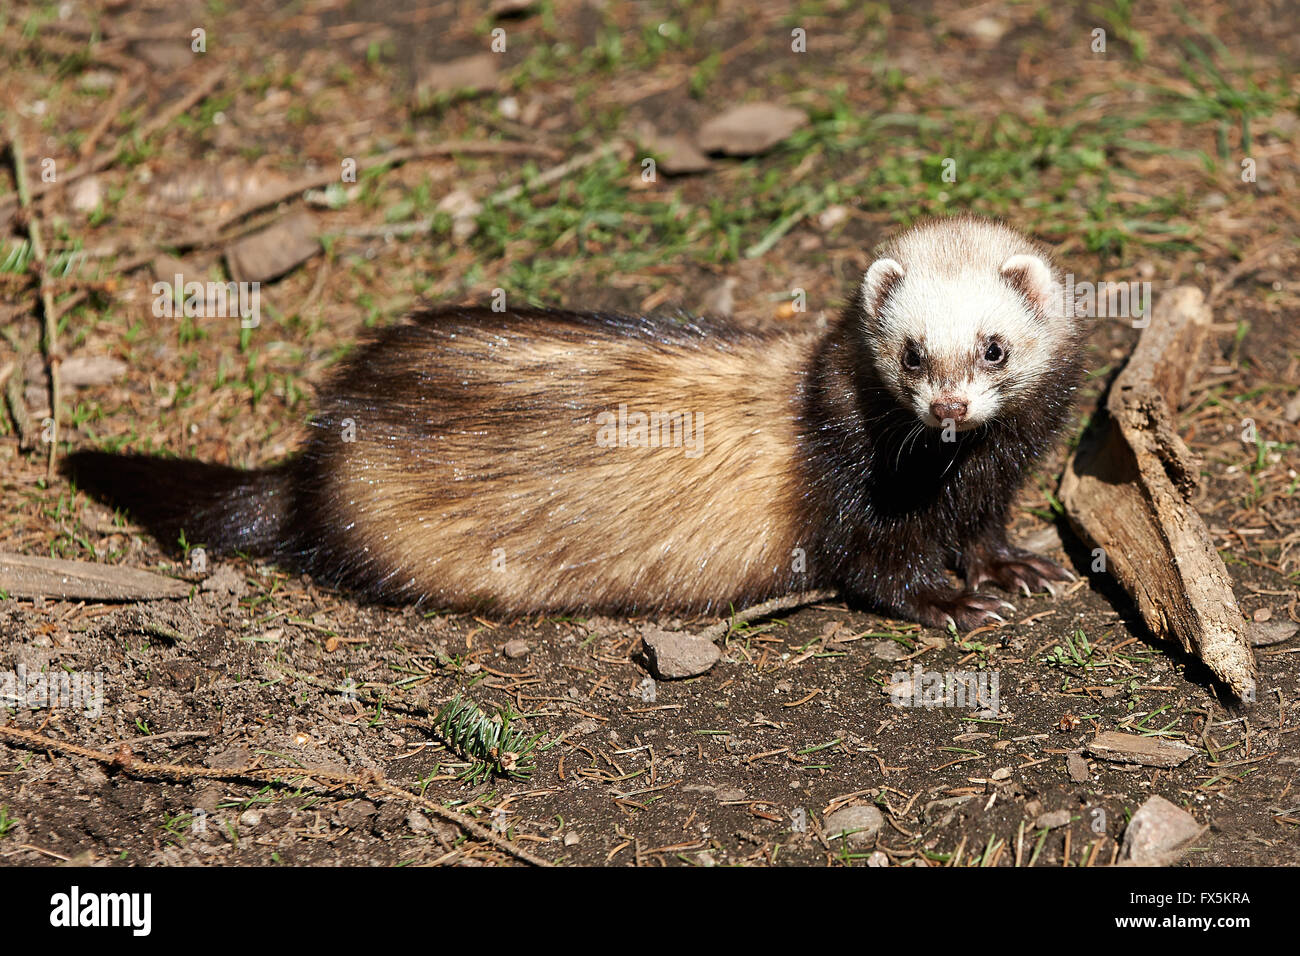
<box><xmin>502</xmin><ymin>639</ymin><xmax>531</xmax><ymax>659</ymax></box>
<box><xmin>1252</xmin><ymin>607</ymin><xmax>1272</xmax><ymax>622</ymax></box>
<box><xmin>696</xmin><ymin>103</ymin><xmax>808</xmax><ymax>157</ymax></box>
<box><xmin>225</xmin><ymin>210</ymin><xmax>320</xmax><ymax>283</ymax></box>
<box><xmin>866</xmin><ymin>850</ymin><xmax>890</xmax><ymax>867</ymax></box>
<box><xmin>200</xmin><ymin>564</ymin><xmax>247</xmax><ymax>597</ymax></box>
<box><xmin>991</xmin><ymin>767</ymin><xmax>1012</xmax><ymax>781</ymax></box>
<box><xmin>716</xmin><ymin>787</ymin><xmax>745</xmax><ymax>803</ymax></box>
<box><xmin>696</xmin><ymin>850</ymin><xmax>716</xmax><ymax>866</ymax></box>
<box><xmin>1066</xmin><ymin>752</ymin><xmax>1090</xmax><ymax>782</ymax></box>
<box><xmin>958</xmin><ymin>16</ymin><xmax>1009</xmax><ymax>44</ymax></box>
<box><xmin>406</xmin><ymin>810</ymin><xmax>432</xmax><ymax>834</ymax></box>
<box><xmin>239</xmin><ymin>810</ymin><xmax>262</xmax><ymax>828</ymax></box>
<box><xmin>868</xmin><ymin>639</ymin><xmax>908</xmax><ymax>661</ymax></box>
<box><xmin>436</xmin><ymin>188</ymin><xmax>482</xmax><ymax>242</ymax></box>
<box><xmin>640</xmin><ymin>625</ymin><xmax>721</xmax><ymax>679</ymax></box>
<box><xmin>1284</xmin><ymin>391</ymin><xmax>1300</xmax><ymax>424</ymax></box>
<box><xmin>823</xmin><ymin>805</ymin><xmax>883</xmax><ymax>846</ymax></box>
<box><xmin>1120</xmin><ymin>795</ymin><xmax>1204</xmax><ymax>866</ymax></box>
<box><xmin>414</xmin><ymin>54</ymin><xmax>499</xmax><ymax>106</ymax></box>
<box><xmin>643</xmin><ymin>130</ymin><xmax>711</xmax><ymax>174</ymax></box>
<box><xmin>817</xmin><ymin>205</ymin><xmax>849</xmax><ymax>231</ymax></box>
<box><xmin>1248</xmin><ymin>620</ymin><xmax>1298</xmax><ymax>647</ymax></box>
<box><xmin>1017</xmin><ymin>524</ymin><xmax>1064</xmax><ymax>556</ymax></box>
<box><xmin>338</xmin><ymin>799</ymin><xmax>378</xmax><ymax>828</ymax></box>
<box><xmin>1036</xmin><ymin>809</ymin><xmax>1071</xmax><ymax>830</ymax></box>
<box><xmin>61</xmin><ymin>355</ymin><xmax>127</xmax><ymax>388</ymax></box>
<box><xmin>700</xmin><ymin>277</ymin><xmax>736</xmax><ymax>317</ymax></box>
<box><xmin>498</xmin><ymin>96</ymin><xmax>520</xmax><ymax>120</ymax></box>
<box><xmin>70</xmin><ymin>176</ymin><xmax>102</xmax><ymax>213</ymax></box>
<box><xmin>923</xmin><ymin>795</ymin><xmax>973</xmax><ymax>826</ymax></box>
<box><xmin>563</xmin><ymin>831</ymin><xmax>580</xmax><ymax>847</ymax></box>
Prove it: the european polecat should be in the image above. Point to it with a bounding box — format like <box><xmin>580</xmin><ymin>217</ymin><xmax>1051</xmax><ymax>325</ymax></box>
<box><xmin>66</xmin><ymin>216</ymin><xmax>1082</xmax><ymax>629</ymax></box>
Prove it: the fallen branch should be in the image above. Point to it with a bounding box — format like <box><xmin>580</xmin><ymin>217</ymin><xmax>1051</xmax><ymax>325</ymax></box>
<box><xmin>0</xmin><ymin>723</ymin><xmax>553</xmax><ymax>867</ymax></box>
<box><xmin>0</xmin><ymin>552</ymin><xmax>190</xmax><ymax>601</ymax></box>
<box><xmin>1059</xmin><ymin>286</ymin><xmax>1257</xmax><ymax>700</ymax></box>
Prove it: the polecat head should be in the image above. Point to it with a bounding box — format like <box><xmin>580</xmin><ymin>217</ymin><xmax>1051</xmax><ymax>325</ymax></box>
<box><xmin>859</xmin><ymin>216</ymin><xmax>1072</xmax><ymax>432</ymax></box>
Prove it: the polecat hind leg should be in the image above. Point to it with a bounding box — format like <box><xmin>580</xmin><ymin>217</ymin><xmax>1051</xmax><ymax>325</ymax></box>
<box><xmin>964</xmin><ymin>540</ymin><xmax>1076</xmax><ymax>597</ymax></box>
<box><xmin>904</xmin><ymin>586</ymin><xmax>1016</xmax><ymax>631</ymax></box>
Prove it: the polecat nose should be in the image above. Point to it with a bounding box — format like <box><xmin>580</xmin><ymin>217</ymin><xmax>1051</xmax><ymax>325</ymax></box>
<box><xmin>930</xmin><ymin>399</ymin><xmax>968</xmax><ymax>422</ymax></box>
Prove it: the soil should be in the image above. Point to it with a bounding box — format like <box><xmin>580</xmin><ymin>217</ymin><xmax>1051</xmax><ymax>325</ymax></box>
<box><xmin>0</xmin><ymin>0</ymin><xmax>1297</xmax><ymax>867</ymax></box>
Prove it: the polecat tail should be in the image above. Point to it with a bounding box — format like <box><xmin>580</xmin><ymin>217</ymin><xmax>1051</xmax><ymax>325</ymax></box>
<box><xmin>62</xmin><ymin>451</ymin><xmax>295</xmax><ymax>557</ymax></box>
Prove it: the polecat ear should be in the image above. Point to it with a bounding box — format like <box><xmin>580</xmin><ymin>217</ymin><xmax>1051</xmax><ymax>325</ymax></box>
<box><xmin>999</xmin><ymin>254</ymin><xmax>1056</xmax><ymax>314</ymax></box>
<box><xmin>862</xmin><ymin>257</ymin><xmax>905</xmax><ymax>316</ymax></box>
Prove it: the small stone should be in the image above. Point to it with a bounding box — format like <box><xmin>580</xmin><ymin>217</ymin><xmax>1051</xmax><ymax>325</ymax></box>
<box><xmin>700</xmin><ymin>277</ymin><xmax>737</xmax><ymax>318</ymax></box>
<box><xmin>563</xmin><ymin>831</ymin><xmax>580</xmax><ymax>847</ymax></box>
<box><xmin>61</xmin><ymin>355</ymin><xmax>127</xmax><ymax>387</ymax></box>
<box><xmin>1252</xmin><ymin>607</ymin><xmax>1272</xmax><ymax>622</ymax></box>
<box><xmin>1066</xmin><ymin>752</ymin><xmax>1090</xmax><ymax>782</ymax></box>
<box><xmin>70</xmin><ymin>176</ymin><xmax>102</xmax><ymax>213</ymax></box>
<box><xmin>200</xmin><ymin>564</ymin><xmax>247</xmax><ymax>597</ymax></box>
<box><xmin>436</xmin><ymin>188</ymin><xmax>482</xmax><ymax>242</ymax></box>
<box><xmin>1284</xmin><ymin>392</ymin><xmax>1300</xmax><ymax>424</ymax></box>
<box><xmin>640</xmin><ymin>625</ymin><xmax>721</xmax><ymax>679</ymax></box>
<box><xmin>1248</xmin><ymin>620</ymin><xmax>1297</xmax><ymax>647</ymax></box>
<box><xmin>224</xmin><ymin>210</ymin><xmax>319</xmax><ymax>283</ymax></box>
<box><xmin>338</xmin><ymin>799</ymin><xmax>378</xmax><ymax>828</ymax></box>
<box><xmin>696</xmin><ymin>850</ymin><xmax>716</xmax><ymax>867</ymax></box>
<box><xmin>817</xmin><ymin>205</ymin><xmax>848</xmax><ymax>231</ymax></box>
<box><xmin>502</xmin><ymin>639</ymin><xmax>530</xmax><ymax>659</ymax></box>
<box><xmin>642</xmin><ymin>130</ymin><xmax>711</xmax><ymax>174</ymax></box>
<box><xmin>239</xmin><ymin>810</ymin><xmax>262</xmax><ymax>828</ymax></box>
<box><xmin>414</xmin><ymin>54</ymin><xmax>499</xmax><ymax>106</ymax></box>
<box><xmin>696</xmin><ymin>103</ymin><xmax>808</xmax><ymax>157</ymax></box>
<box><xmin>823</xmin><ymin>805</ymin><xmax>883</xmax><ymax>846</ymax></box>
<box><xmin>1120</xmin><ymin>795</ymin><xmax>1203</xmax><ymax>865</ymax></box>
<box><xmin>868</xmin><ymin>639</ymin><xmax>908</xmax><ymax>661</ymax></box>
<box><xmin>991</xmin><ymin>767</ymin><xmax>1012</xmax><ymax>781</ymax></box>
<box><xmin>406</xmin><ymin>810</ymin><xmax>432</xmax><ymax>833</ymax></box>
<box><xmin>716</xmin><ymin>787</ymin><xmax>745</xmax><ymax>803</ymax></box>
<box><xmin>866</xmin><ymin>851</ymin><xmax>890</xmax><ymax>867</ymax></box>
<box><xmin>1036</xmin><ymin>809</ymin><xmax>1071</xmax><ymax>830</ymax></box>
<box><xmin>1017</xmin><ymin>525</ymin><xmax>1064</xmax><ymax>556</ymax></box>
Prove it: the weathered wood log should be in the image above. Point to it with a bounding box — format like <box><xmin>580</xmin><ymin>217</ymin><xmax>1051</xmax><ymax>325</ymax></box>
<box><xmin>0</xmin><ymin>552</ymin><xmax>189</xmax><ymax>601</ymax></box>
<box><xmin>1059</xmin><ymin>286</ymin><xmax>1257</xmax><ymax>700</ymax></box>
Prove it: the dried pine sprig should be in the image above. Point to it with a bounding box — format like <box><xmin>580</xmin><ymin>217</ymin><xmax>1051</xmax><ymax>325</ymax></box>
<box><xmin>433</xmin><ymin>693</ymin><xmax>541</xmax><ymax>784</ymax></box>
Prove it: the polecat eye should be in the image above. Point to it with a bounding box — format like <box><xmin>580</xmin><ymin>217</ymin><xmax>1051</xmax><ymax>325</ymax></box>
<box><xmin>983</xmin><ymin>341</ymin><xmax>1007</xmax><ymax>365</ymax></box>
<box><xmin>902</xmin><ymin>345</ymin><xmax>922</xmax><ymax>370</ymax></box>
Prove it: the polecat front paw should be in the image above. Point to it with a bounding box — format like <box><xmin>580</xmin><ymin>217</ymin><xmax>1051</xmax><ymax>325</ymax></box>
<box><xmin>909</xmin><ymin>587</ymin><xmax>1016</xmax><ymax>632</ymax></box>
<box><xmin>965</xmin><ymin>545</ymin><xmax>1076</xmax><ymax>597</ymax></box>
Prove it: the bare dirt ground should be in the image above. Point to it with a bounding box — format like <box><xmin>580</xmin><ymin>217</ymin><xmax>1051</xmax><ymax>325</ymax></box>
<box><xmin>1</xmin><ymin>1</ymin><xmax>1298</xmax><ymax>867</ymax></box>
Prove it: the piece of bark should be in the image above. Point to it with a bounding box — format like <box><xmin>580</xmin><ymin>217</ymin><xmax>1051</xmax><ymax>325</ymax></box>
<box><xmin>0</xmin><ymin>553</ymin><xmax>188</xmax><ymax>601</ymax></box>
<box><xmin>1059</xmin><ymin>287</ymin><xmax>1257</xmax><ymax>700</ymax></box>
<box><xmin>1086</xmin><ymin>731</ymin><xmax>1197</xmax><ymax>768</ymax></box>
